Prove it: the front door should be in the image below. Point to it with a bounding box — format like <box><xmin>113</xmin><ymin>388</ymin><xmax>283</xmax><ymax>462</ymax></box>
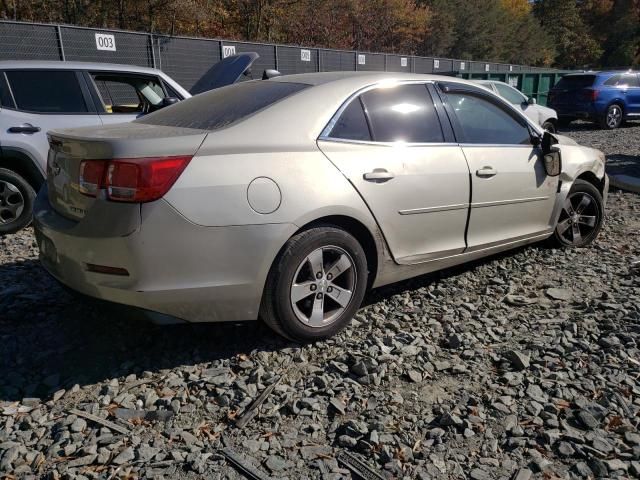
<box><xmin>318</xmin><ymin>82</ymin><xmax>470</xmax><ymax>264</ymax></box>
<box><xmin>442</xmin><ymin>88</ymin><xmax>558</xmax><ymax>250</ymax></box>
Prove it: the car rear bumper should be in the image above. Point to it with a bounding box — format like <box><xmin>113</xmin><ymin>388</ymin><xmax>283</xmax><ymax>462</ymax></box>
<box><xmin>33</xmin><ymin>187</ymin><xmax>296</xmax><ymax>323</ymax></box>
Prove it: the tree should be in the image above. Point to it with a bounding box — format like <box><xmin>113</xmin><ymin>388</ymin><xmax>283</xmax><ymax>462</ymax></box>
<box><xmin>533</xmin><ymin>0</ymin><xmax>603</xmax><ymax>68</ymax></box>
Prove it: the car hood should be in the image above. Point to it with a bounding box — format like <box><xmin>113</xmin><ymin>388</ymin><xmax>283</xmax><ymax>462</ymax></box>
<box><xmin>189</xmin><ymin>52</ymin><xmax>259</xmax><ymax>95</ymax></box>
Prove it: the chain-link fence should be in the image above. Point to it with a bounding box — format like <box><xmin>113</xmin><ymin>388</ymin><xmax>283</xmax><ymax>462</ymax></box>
<box><xmin>0</xmin><ymin>20</ymin><xmax>566</xmax><ymax>102</ymax></box>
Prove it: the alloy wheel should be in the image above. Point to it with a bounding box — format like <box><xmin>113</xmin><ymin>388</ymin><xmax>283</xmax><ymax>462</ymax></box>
<box><xmin>290</xmin><ymin>246</ymin><xmax>356</xmax><ymax>327</ymax></box>
<box><xmin>556</xmin><ymin>192</ymin><xmax>599</xmax><ymax>245</ymax></box>
<box><xmin>606</xmin><ymin>105</ymin><xmax>622</xmax><ymax>129</ymax></box>
<box><xmin>0</xmin><ymin>180</ymin><xmax>25</xmax><ymax>224</ymax></box>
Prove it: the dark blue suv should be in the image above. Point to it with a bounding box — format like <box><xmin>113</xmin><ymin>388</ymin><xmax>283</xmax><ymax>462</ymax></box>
<box><xmin>548</xmin><ymin>71</ymin><xmax>640</xmax><ymax>129</ymax></box>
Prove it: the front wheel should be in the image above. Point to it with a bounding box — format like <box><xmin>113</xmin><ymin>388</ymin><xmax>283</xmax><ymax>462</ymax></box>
<box><xmin>600</xmin><ymin>104</ymin><xmax>623</xmax><ymax>129</ymax></box>
<box><xmin>552</xmin><ymin>180</ymin><xmax>604</xmax><ymax>247</ymax></box>
<box><xmin>0</xmin><ymin>168</ymin><xmax>36</xmax><ymax>236</ymax></box>
<box><xmin>260</xmin><ymin>227</ymin><xmax>368</xmax><ymax>342</ymax></box>
<box><xmin>542</xmin><ymin>120</ymin><xmax>557</xmax><ymax>133</ymax></box>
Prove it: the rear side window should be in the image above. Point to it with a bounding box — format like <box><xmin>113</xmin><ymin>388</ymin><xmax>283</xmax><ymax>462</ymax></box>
<box><xmin>328</xmin><ymin>98</ymin><xmax>371</xmax><ymax>141</ymax></box>
<box><xmin>0</xmin><ymin>73</ymin><xmax>14</xmax><ymax>108</ymax></box>
<box><xmin>360</xmin><ymin>84</ymin><xmax>444</xmax><ymax>143</ymax></box>
<box><xmin>554</xmin><ymin>75</ymin><xmax>596</xmax><ymax>90</ymax></box>
<box><xmin>604</xmin><ymin>75</ymin><xmax>622</xmax><ymax>86</ymax></box>
<box><xmin>5</xmin><ymin>70</ymin><xmax>88</xmax><ymax>113</ymax></box>
<box><xmin>137</xmin><ymin>81</ymin><xmax>309</xmax><ymax>130</ymax></box>
<box><xmin>447</xmin><ymin>93</ymin><xmax>530</xmax><ymax>145</ymax></box>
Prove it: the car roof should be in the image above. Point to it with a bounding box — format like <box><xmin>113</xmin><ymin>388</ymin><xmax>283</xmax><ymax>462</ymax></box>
<box><xmin>564</xmin><ymin>70</ymin><xmax>638</xmax><ymax>76</ymax></box>
<box><xmin>270</xmin><ymin>71</ymin><xmax>483</xmax><ymax>88</ymax></box>
<box><xmin>0</xmin><ymin>60</ymin><xmax>163</xmax><ymax>75</ymax></box>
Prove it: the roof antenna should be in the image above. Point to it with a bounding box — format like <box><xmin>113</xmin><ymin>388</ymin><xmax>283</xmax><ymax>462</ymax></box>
<box><xmin>263</xmin><ymin>69</ymin><xmax>281</xmax><ymax>80</ymax></box>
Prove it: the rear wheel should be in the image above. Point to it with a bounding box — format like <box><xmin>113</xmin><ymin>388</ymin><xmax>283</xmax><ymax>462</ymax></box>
<box><xmin>552</xmin><ymin>180</ymin><xmax>604</xmax><ymax>247</ymax></box>
<box><xmin>600</xmin><ymin>104</ymin><xmax>623</xmax><ymax>129</ymax></box>
<box><xmin>0</xmin><ymin>168</ymin><xmax>35</xmax><ymax>235</ymax></box>
<box><xmin>260</xmin><ymin>227</ymin><xmax>368</xmax><ymax>342</ymax></box>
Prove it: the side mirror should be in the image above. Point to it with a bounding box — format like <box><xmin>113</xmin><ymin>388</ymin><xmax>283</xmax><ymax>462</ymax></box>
<box><xmin>527</xmin><ymin>97</ymin><xmax>537</xmax><ymax>105</ymax></box>
<box><xmin>544</xmin><ymin>151</ymin><xmax>561</xmax><ymax>176</ymax></box>
<box><xmin>262</xmin><ymin>69</ymin><xmax>281</xmax><ymax>80</ymax></box>
<box><xmin>541</xmin><ymin>131</ymin><xmax>561</xmax><ymax>176</ymax></box>
<box><xmin>161</xmin><ymin>96</ymin><xmax>180</xmax><ymax>108</ymax></box>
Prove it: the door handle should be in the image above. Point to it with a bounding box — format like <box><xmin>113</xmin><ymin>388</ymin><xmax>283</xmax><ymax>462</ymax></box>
<box><xmin>363</xmin><ymin>168</ymin><xmax>394</xmax><ymax>182</ymax></box>
<box><xmin>476</xmin><ymin>166</ymin><xmax>497</xmax><ymax>177</ymax></box>
<box><xmin>8</xmin><ymin>124</ymin><xmax>41</xmax><ymax>134</ymax></box>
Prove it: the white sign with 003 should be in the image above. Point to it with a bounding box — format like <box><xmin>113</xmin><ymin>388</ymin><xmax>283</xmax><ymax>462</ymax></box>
<box><xmin>300</xmin><ymin>49</ymin><xmax>311</xmax><ymax>62</ymax></box>
<box><xmin>222</xmin><ymin>45</ymin><xmax>236</xmax><ymax>58</ymax></box>
<box><xmin>95</xmin><ymin>33</ymin><xmax>116</xmax><ymax>51</ymax></box>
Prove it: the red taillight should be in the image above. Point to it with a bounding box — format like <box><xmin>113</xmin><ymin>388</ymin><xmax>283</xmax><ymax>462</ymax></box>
<box><xmin>79</xmin><ymin>155</ymin><xmax>192</xmax><ymax>203</ymax></box>
<box><xmin>79</xmin><ymin>160</ymin><xmax>107</xmax><ymax>197</ymax></box>
<box><xmin>582</xmin><ymin>89</ymin><xmax>599</xmax><ymax>101</ymax></box>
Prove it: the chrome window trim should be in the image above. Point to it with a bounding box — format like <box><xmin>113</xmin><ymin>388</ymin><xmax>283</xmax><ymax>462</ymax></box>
<box><xmin>318</xmin><ymin>77</ymin><xmax>543</xmax><ymax>147</ymax></box>
<box><xmin>318</xmin><ymin>137</ymin><xmax>460</xmax><ymax>148</ymax></box>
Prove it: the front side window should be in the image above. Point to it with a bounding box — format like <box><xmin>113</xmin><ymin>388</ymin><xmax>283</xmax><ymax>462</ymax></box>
<box><xmin>137</xmin><ymin>81</ymin><xmax>309</xmax><ymax>130</ymax></box>
<box><xmin>447</xmin><ymin>93</ymin><xmax>530</xmax><ymax>145</ymax></box>
<box><xmin>494</xmin><ymin>83</ymin><xmax>527</xmax><ymax>105</ymax></box>
<box><xmin>360</xmin><ymin>84</ymin><xmax>444</xmax><ymax>143</ymax></box>
<box><xmin>328</xmin><ymin>98</ymin><xmax>371</xmax><ymax>141</ymax></box>
<box><xmin>91</xmin><ymin>73</ymin><xmax>167</xmax><ymax>114</ymax></box>
<box><xmin>5</xmin><ymin>70</ymin><xmax>88</xmax><ymax>113</ymax></box>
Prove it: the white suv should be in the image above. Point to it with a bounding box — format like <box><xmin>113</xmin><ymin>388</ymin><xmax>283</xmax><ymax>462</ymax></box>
<box><xmin>477</xmin><ymin>80</ymin><xmax>558</xmax><ymax>133</ymax></box>
<box><xmin>0</xmin><ymin>55</ymin><xmax>257</xmax><ymax>234</ymax></box>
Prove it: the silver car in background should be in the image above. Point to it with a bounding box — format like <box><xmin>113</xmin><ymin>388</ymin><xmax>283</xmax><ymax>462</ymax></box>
<box><xmin>476</xmin><ymin>79</ymin><xmax>558</xmax><ymax>132</ymax></box>
<box><xmin>34</xmin><ymin>72</ymin><xmax>608</xmax><ymax>342</ymax></box>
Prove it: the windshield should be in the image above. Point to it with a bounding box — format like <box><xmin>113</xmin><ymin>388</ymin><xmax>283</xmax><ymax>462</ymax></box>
<box><xmin>137</xmin><ymin>81</ymin><xmax>309</xmax><ymax>130</ymax></box>
<box><xmin>553</xmin><ymin>75</ymin><xmax>596</xmax><ymax>90</ymax></box>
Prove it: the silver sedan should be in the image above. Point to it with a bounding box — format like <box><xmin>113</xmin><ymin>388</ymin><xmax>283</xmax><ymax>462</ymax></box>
<box><xmin>33</xmin><ymin>72</ymin><xmax>608</xmax><ymax>341</ymax></box>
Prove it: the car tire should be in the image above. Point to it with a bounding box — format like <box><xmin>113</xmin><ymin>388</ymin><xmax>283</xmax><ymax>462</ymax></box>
<box><xmin>600</xmin><ymin>104</ymin><xmax>623</xmax><ymax>129</ymax></box>
<box><xmin>551</xmin><ymin>179</ymin><xmax>604</xmax><ymax>248</ymax></box>
<box><xmin>260</xmin><ymin>226</ymin><xmax>368</xmax><ymax>342</ymax></box>
<box><xmin>542</xmin><ymin>121</ymin><xmax>557</xmax><ymax>133</ymax></box>
<box><xmin>0</xmin><ymin>168</ymin><xmax>36</xmax><ymax>235</ymax></box>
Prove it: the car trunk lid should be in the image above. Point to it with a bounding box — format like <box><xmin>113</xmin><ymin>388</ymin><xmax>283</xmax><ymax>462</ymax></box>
<box><xmin>46</xmin><ymin>122</ymin><xmax>207</xmax><ymax>221</ymax></box>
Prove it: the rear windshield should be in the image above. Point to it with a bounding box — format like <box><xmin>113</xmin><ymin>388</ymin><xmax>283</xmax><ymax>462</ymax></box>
<box><xmin>554</xmin><ymin>75</ymin><xmax>596</xmax><ymax>90</ymax></box>
<box><xmin>136</xmin><ymin>81</ymin><xmax>309</xmax><ymax>130</ymax></box>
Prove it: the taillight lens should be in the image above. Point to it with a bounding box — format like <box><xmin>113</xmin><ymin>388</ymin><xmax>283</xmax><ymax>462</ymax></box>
<box><xmin>79</xmin><ymin>160</ymin><xmax>107</xmax><ymax>197</ymax></box>
<box><xmin>581</xmin><ymin>89</ymin><xmax>599</xmax><ymax>101</ymax></box>
<box><xmin>79</xmin><ymin>155</ymin><xmax>192</xmax><ymax>203</ymax></box>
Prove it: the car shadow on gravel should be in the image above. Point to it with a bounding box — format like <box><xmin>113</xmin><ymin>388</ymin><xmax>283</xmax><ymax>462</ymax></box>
<box><xmin>0</xmin><ymin>258</ymin><xmax>290</xmax><ymax>402</ymax></box>
<box><xmin>0</xmin><ymin>242</ymin><xmax>547</xmax><ymax>402</ymax></box>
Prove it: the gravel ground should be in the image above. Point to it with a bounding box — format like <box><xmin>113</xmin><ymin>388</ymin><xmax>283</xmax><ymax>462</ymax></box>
<box><xmin>1</xmin><ymin>124</ymin><xmax>639</xmax><ymax>480</ymax></box>
<box><xmin>560</xmin><ymin>120</ymin><xmax>640</xmax><ymax>179</ymax></box>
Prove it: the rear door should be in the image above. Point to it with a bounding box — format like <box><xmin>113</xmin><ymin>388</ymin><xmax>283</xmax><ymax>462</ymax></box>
<box><xmin>318</xmin><ymin>82</ymin><xmax>471</xmax><ymax>264</ymax></box>
<box><xmin>0</xmin><ymin>69</ymin><xmax>100</xmax><ymax>173</ymax></box>
<box><xmin>440</xmin><ymin>84</ymin><xmax>558</xmax><ymax>250</ymax></box>
<box><xmin>85</xmin><ymin>71</ymin><xmax>178</xmax><ymax>125</ymax></box>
